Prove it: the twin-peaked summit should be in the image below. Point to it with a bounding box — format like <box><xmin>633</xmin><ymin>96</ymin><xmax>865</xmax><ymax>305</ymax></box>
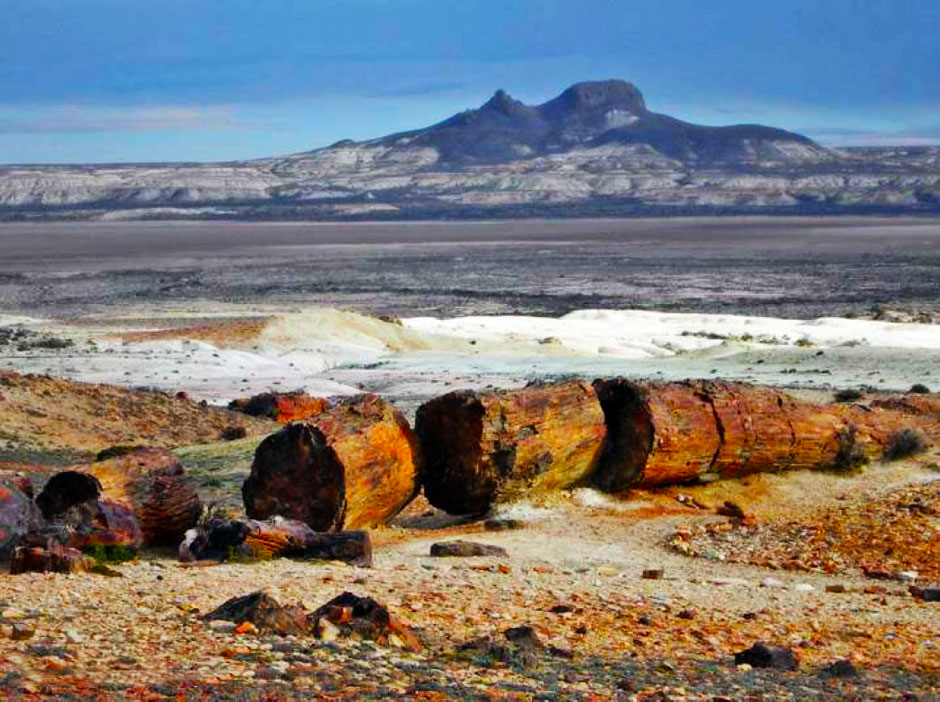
<box><xmin>365</xmin><ymin>79</ymin><xmax>820</xmax><ymax>166</ymax></box>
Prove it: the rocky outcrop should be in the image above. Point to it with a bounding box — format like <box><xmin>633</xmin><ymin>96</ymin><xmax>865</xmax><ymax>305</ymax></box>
<box><xmin>229</xmin><ymin>391</ymin><xmax>330</xmax><ymax>424</ymax></box>
<box><xmin>243</xmin><ymin>394</ymin><xmax>420</xmax><ymax>530</ymax></box>
<box><xmin>82</xmin><ymin>448</ymin><xmax>202</xmax><ymax>546</ymax></box>
<box><xmin>415</xmin><ymin>380</ymin><xmax>606</xmax><ymax>514</ymax></box>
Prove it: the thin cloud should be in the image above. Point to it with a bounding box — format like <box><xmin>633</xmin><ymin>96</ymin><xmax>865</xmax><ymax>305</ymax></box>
<box><xmin>803</xmin><ymin>125</ymin><xmax>940</xmax><ymax>147</ymax></box>
<box><xmin>0</xmin><ymin>105</ymin><xmax>243</xmax><ymax>134</ymax></box>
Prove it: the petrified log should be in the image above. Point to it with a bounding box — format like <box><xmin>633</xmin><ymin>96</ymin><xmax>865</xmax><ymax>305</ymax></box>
<box><xmin>179</xmin><ymin>516</ymin><xmax>372</xmax><ymax>566</ymax></box>
<box><xmin>83</xmin><ymin>448</ymin><xmax>202</xmax><ymax>546</ymax></box>
<box><xmin>592</xmin><ymin>379</ymin><xmax>918</xmax><ymax>490</ymax></box>
<box><xmin>10</xmin><ymin>544</ymin><xmax>90</xmax><ymax>575</ymax></box>
<box><xmin>415</xmin><ymin>380</ymin><xmax>606</xmax><ymax>514</ymax></box>
<box><xmin>203</xmin><ymin>590</ymin><xmax>311</xmax><ymax>635</ymax></box>
<box><xmin>311</xmin><ymin>592</ymin><xmax>421</xmax><ymax>650</ymax></box>
<box><xmin>243</xmin><ymin>394</ymin><xmax>420</xmax><ymax>530</ymax></box>
<box><xmin>229</xmin><ymin>391</ymin><xmax>330</xmax><ymax>423</ymax></box>
<box><xmin>34</xmin><ymin>470</ymin><xmax>142</xmax><ymax>550</ymax></box>
<box><xmin>0</xmin><ymin>479</ymin><xmax>44</xmax><ymax>562</ymax></box>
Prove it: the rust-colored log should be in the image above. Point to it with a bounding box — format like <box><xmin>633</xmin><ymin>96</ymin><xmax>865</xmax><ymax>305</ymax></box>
<box><xmin>415</xmin><ymin>380</ymin><xmax>606</xmax><ymax>514</ymax></box>
<box><xmin>243</xmin><ymin>394</ymin><xmax>420</xmax><ymax>531</ymax></box>
<box><xmin>229</xmin><ymin>391</ymin><xmax>330</xmax><ymax>424</ymax></box>
<box><xmin>82</xmin><ymin>448</ymin><xmax>202</xmax><ymax>546</ymax></box>
<box><xmin>0</xmin><ymin>479</ymin><xmax>44</xmax><ymax>562</ymax></box>
<box><xmin>592</xmin><ymin>379</ymin><xmax>929</xmax><ymax>490</ymax></box>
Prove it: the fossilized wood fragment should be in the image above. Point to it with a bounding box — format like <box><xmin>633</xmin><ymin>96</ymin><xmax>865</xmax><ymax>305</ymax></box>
<box><xmin>243</xmin><ymin>395</ymin><xmax>420</xmax><ymax>530</ymax></box>
<box><xmin>83</xmin><ymin>448</ymin><xmax>202</xmax><ymax>546</ymax></box>
<box><xmin>229</xmin><ymin>391</ymin><xmax>330</xmax><ymax>424</ymax></box>
<box><xmin>0</xmin><ymin>479</ymin><xmax>44</xmax><ymax>561</ymax></box>
<box><xmin>416</xmin><ymin>381</ymin><xmax>606</xmax><ymax>514</ymax></box>
<box><xmin>10</xmin><ymin>544</ymin><xmax>91</xmax><ymax>574</ymax></box>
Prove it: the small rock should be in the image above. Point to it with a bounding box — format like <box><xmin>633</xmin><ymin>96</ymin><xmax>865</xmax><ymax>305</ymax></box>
<box><xmin>63</xmin><ymin>629</ymin><xmax>84</xmax><ymax>643</ymax></box>
<box><xmin>234</xmin><ymin>621</ymin><xmax>257</xmax><ymax>635</ymax></box>
<box><xmin>825</xmin><ymin>584</ymin><xmax>847</xmax><ymax>594</ymax></box>
<box><xmin>716</xmin><ymin>500</ymin><xmax>748</xmax><ymax>519</ymax></box>
<box><xmin>711</xmin><ymin>577</ymin><xmax>749</xmax><ymax>586</ymax></box>
<box><xmin>794</xmin><ymin>583</ymin><xmax>816</xmax><ymax>593</ymax></box>
<box><xmin>482</xmin><ymin>518</ymin><xmax>525</xmax><ymax>531</ymax></box>
<box><xmin>761</xmin><ymin>577</ymin><xmax>786</xmax><ymax>588</ymax></box>
<box><xmin>820</xmin><ymin>659</ymin><xmax>859</xmax><ymax>678</ymax></box>
<box><xmin>641</xmin><ymin>569</ymin><xmax>664</xmax><ymax>580</ymax></box>
<box><xmin>677</xmin><ymin>609</ymin><xmax>696</xmax><ymax>620</ymax></box>
<box><xmin>895</xmin><ymin>571</ymin><xmax>918</xmax><ymax>583</ymax></box>
<box><xmin>209</xmin><ymin>620</ymin><xmax>238</xmax><ymax>632</ymax></box>
<box><xmin>637</xmin><ymin>615</ymin><xmax>651</xmax><ymax>626</ymax></box>
<box><xmin>429</xmin><ymin>541</ymin><xmax>508</xmax><ymax>558</ymax></box>
<box><xmin>910</xmin><ymin>587</ymin><xmax>940</xmax><ymax>602</ymax></box>
<box><xmin>10</xmin><ymin>624</ymin><xmax>35</xmax><ymax>641</ymax></box>
<box><xmin>596</xmin><ymin>566</ymin><xmax>619</xmax><ymax>577</ymax></box>
<box><xmin>315</xmin><ymin>618</ymin><xmax>340</xmax><ymax>643</ymax></box>
<box><xmin>734</xmin><ymin>642</ymin><xmax>799</xmax><ymax>671</ymax></box>
<box><xmin>702</xmin><ymin>549</ymin><xmax>726</xmax><ymax>561</ymax></box>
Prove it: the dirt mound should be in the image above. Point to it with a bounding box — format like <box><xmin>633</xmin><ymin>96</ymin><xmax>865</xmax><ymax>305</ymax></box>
<box><xmin>0</xmin><ymin>371</ymin><xmax>276</xmax><ymax>457</ymax></box>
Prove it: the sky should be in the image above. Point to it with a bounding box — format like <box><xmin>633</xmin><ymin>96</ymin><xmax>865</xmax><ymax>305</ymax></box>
<box><xmin>1</xmin><ymin>0</ymin><xmax>938</xmax><ymax>164</ymax></box>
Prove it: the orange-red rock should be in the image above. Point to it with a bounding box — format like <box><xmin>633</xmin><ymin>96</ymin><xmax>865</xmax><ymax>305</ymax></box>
<box><xmin>243</xmin><ymin>394</ymin><xmax>420</xmax><ymax>530</ymax></box>
<box><xmin>415</xmin><ymin>380</ymin><xmax>606</xmax><ymax>514</ymax></box>
<box><xmin>229</xmin><ymin>391</ymin><xmax>330</xmax><ymax>424</ymax></box>
<box><xmin>82</xmin><ymin>448</ymin><xmax>202</xmax><ymax>546</ymax></box>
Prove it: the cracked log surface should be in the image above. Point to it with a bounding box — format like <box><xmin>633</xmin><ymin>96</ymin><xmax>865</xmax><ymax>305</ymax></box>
<box><xmin>82</xmin><ymin>448</ymin><xmax>202</xmax><ymax>547</ymax></box>
<box><xmin>243</xmin><ymin>394</ymin><xmax>420</xmax><ymax>531</ymax></box>
<box><xmin>416</xmin><ymin>380</ymin><xmax>606</xmax><ymax>514</ymax></box>
<box><xmin>593</xmin><ymin>380</ymin><xmax>935</xmax><ymax>490</ymax></box>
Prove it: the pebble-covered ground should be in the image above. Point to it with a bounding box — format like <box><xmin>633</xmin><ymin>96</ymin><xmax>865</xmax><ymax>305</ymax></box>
<box><xmin>2</xmin><ymin>462</ymin><xmax>939</xmax><ymax>701</ymax></box>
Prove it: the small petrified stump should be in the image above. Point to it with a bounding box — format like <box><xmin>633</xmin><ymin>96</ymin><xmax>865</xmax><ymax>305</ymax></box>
<box><xmin>0</xmin><ymin>478</ymin><xmax>44</xmax><ymax>562</ymax></box>
<box><xmin>243</xmin><ymin>394</ymin><xmax>420</xmax><ymax>530</ymax></box>
<box><xmin>416</xmin><ymin>380</ymin><xmax>606</xmax><ymax>514</ymax></box>
<box><xmin>203</xmin><ymin>590</ymin><xmax>311</xmax><ymax>636</ymax></box>
<box><xmin>10</xmin><ymin>544</ymin><xmax>91</xmax><ymax>574</ymax></box>
<box><xmin>734</xmin><ymin>642</ymin><xmax>799</xmax><ymax>670</ymax></box>
<box><xmin>83</xmin><ymin>448</ymin><xmax>202</xmax><ymax>546</ymax></box>
<box><xmin>229</xmin><ymin>391</ymin><xmax>330</xmax><ymax>423</ymax></box>
<box><xmin>34</xmin><ymin>471</ymin><xmax>142</xmax><ymax>550</ymax></box>
<box><xmin>311</xmin><ymin>592</ymin><xmax>421</xmax><ymax>650</ymax></box>
<box><xmin>179</xmin><ymin>516</ymin><xmax>372</xmax><ymax>566</ymax></box>
<box><xmin>430</xmin><ymin>540</ymin><xmax>508</xmax><ymax>558</ymax></box>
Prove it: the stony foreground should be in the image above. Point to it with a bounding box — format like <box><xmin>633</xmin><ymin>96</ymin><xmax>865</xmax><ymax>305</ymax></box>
<box><xmin>2</xmin><ymin>460</ymin><xmax>938</xmax><ymax>701</ymax></box>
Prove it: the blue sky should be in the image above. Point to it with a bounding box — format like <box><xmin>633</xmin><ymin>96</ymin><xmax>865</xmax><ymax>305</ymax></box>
<box><xmin>1</xmin><ymin>0</ymin><xmax>938</xmax><ymax>163</ymax></box>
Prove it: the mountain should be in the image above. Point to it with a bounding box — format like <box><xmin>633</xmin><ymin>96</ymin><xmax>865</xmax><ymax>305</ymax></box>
<box><xmin>1</xmin><ymin>80</ymin><xmax>938</xmax><ymax>220</ymax></box>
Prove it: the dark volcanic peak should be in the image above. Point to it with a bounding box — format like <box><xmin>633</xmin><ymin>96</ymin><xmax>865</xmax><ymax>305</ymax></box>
<box><xmin>379</xmin><ymin>79</ymin><xmax>821</xmax><ymax>166</ymax></box>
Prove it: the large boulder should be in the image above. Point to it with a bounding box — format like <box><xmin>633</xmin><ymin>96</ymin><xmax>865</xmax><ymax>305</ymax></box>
<box><xmin>415</xmin><ymin>380</ymin><xmax>606</xmax><ymax>514</ymax></box>
<box><xmin>229</xmin><ymin>391</ymin><xmax>330</xmax><ymax>423</ymax></box>
<box><xmin>82</xmin><ymin>448</ymin><xmax>202</xmax><ymax>546</ymax></box>
<box><xmin>243</xmin><ymin>394</ymin><xmax>420</xmax><ymax>530</ymax></box>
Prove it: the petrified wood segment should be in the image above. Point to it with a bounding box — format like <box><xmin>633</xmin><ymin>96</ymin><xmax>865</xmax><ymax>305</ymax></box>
<box><xmin>0</xmin><ymin>479</ymin><xmax>44</xmax><ymax>561</ymax></box>
<box><xmin>592</xmin><ymin>379</ymin><xmax>924</xmax><ymax>490</ymax></box>
<box><xmin>243</xmin><ymin>394</ymin><xmax>420</xmax><ymax>530</ymax></box>
<box><xmin>35</xmin><ymin>471</ymin><xmax>102</xmax><ymax>520</ymax></box>
<box><xmin>10</xmin><ymin>544</ymin><xmax>90</xmax><ymax>575</ymax></box>
<box><xmin>229</xmin><ymin>391</ymin><xmax>330</xmax><ymax>423</ymax></box>
<box><xmin>83</xmin><ymin>448</ymin><xmax>202</xmax><ymax>546</ymax></box>
<box><xmin>416</xmin><ymin>380</ymin><xmax>606</xmax><ymax>514</ymax></box>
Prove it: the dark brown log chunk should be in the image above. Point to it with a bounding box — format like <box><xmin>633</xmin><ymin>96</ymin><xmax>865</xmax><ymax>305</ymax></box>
<box><xmin>243</xmin><ymin>394</ymin><xmax>420</xmax><ymax>530</ymax></box>
<box><xmin>416</xmin><ymin>380</ymin><xmax>606</xmax><ymax>514</ymax></box>
<box><xmin>430</xmin><ymin>540</ymin><xmax>508</xmax><ymax>558</ymax></box>
<box><xmin>83</xmin><ymin>448</ymin><xmax>202</xmax><ymax>546</ymax></box>
<box><xmin>35</xmin><ymin>471</ymin><xmax>102</xmax><ymax>520</ymax></box>
<box><xmin>10</xmin><ymin>544</ymin><xmax>90</xmax><ymax>574</ymax></box>
<box><xmin>0</xmin><ymin>479</ymin><xmax>44</xmax><ymax>562</ymax></box>
<box><xmin>229</xmin><ymin>391</ymin><xmax>330</xmax><ymax>423</ymax></box>
<box><xmin>203</xmin><ymin>590</ymin><xmax>312</xmax><ymax>635</ymax></box>
<box><xmin>311</xmin><ymin>592</ymin><xmax>421</xmax><ymax>650</ymax></box>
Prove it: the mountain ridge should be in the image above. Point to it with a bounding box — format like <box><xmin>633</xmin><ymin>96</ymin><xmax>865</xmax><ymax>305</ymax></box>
<box><xmin>0</xmin><ymin>79</ymin><xmax>938</xmax><ymax>220</ymax></box>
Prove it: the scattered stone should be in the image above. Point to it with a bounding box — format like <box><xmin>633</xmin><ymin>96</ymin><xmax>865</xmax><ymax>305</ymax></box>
<box><xmin>10</xmin><ymin>624</ymin><xmax>35</xmax><ymax>641</ymax></box>
<box><xmin>430</xmin><ymin>541</ymin><xmax>508</xmax><ymax>558</ymax></box>
<box><xmin>641</xmin><ymin>569</ymin><xmax>664</xmax><ymax>580</ymax></box>
<box><xmin>825</xmin><ymin>584</ymin><xmax>847</xmax><ymax>594</ymax></box>
<box><xmin>910</xmin><ymin>587</ymin><xmax>940</xmax><ymax>602</ymax></box>
<box><xmin>596</xmin><ymin>566</ymin><xmax>620</xmax><ymax>577</ymax></box>
<box><xmin>734</xmin><ymin>642</ymin><xmax>799</xmax><ymax>671</ymax></box>
<box><xmin>716</xmin><ymin>501</ymin><xmax>748</xmax><ymax>520</ymax></box>
<box><xmin>203</xmin><ymin>590</ymin><xmax>311</xmax><ymax>636</ymax></box>
<box><xmin>677</xmin><ymin>609</ymin><xmax>696</xmax><ymax>620</ymax></box>
<box><xmin>208</xmin><ymin>620</ymin><xmax>237</xmax><ymax>633</ymax></box>
<box><xmin>220</xmin><ymin>426</ymin><xmax>248</xmax><ymax>441</ymax></box>
<box><xmin>311</xmin><ymin>592</ymin><xmax>420</xmax><ymax>651</ymax></box>
<box><xmin>10</xmin><ymin>544</ymin><xmax>91</xmax><ymax>575</ymax></box>
<box><xmin>895</xmin><ymin>570</ymin><xmax>918</xmax><ymax>583</ymax></box>
<box><xmin>482</xmin><ymin>518</ymin><xmax>525</xmax><ymax>531</ymax></box>
<box><xmin>794</xmin><ymin>583</ymin><xmax>816</xmax><ymax>592</ymax></box>
<box><xmin>761</xmin><ymin>577</ymin><xmax>786</xmax><ymax>588</ymax></box>
<box><xmin>820</xmin><ymin>659</ymin><xmax>860</xmax><ymax>678</ymax></box>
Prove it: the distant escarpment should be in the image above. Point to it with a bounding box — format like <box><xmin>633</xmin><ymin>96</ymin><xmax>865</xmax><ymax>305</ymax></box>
<box><xmin>2</xmin><ymin>80</ymin><xmax>939</xmax><ymax>220</ymax></box>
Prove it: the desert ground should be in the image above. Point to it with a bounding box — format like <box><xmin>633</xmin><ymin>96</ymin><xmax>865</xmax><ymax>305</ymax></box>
<box><xmin>1</xmin><ymin>218</ymin><xmax>938</xmax><ymax>700</ymax></box>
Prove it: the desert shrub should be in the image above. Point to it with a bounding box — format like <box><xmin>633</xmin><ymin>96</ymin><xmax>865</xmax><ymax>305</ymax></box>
<box><xmin>83</xmin><ymin>544</ymin><xmax>136</xmax><ymax>564</ymax></box>
<box><xmin>884</xmin><ymin>429</ymin><xmax>928</xmax><ymax>461</ymax></box>
<box><xmin>827</xmin><ymin>426</ymin><xmax>868</xmax><ymax>473</ymax></box>
<box><xmin>833</xmin><ymin>388</ymin><xmax>863</xmax><ymax>403</ymax></box>
<box><xmin>909</xmin><ymin>383</ymin><xmax>931</xmax><ymax>394</ymax></box>
<box><xmin>795</xmin><ymin>337</ymin><xmax>815</xmax><ymax>348</ymax></box>
<box><xmin>220</xmin><ymin>426</ymin><xmax>248</xmax><ymax>441</ymax></box>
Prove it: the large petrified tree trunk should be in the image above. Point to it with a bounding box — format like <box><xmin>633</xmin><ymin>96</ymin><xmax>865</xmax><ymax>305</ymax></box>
<box><xmin>0</xmin><ymin>477</ymin><xmax>44</xmax><ymax>562</ymax></box>
<box><xmin>243</xmin><ymin>394</ymin><xmax>420</xmax><ymax>531</ymax></box>
<box><xmin>592</xmin><ymin>379</ymin><xmax>925</xmax><ymax>491</ymax></box>
<box><xmin>229</xmin><ymin>391</ymin><xmax>330</xmax><ymax>424</ymax></box>
<box><xmin>415</xmin><ymin>380</ymin><xmax>606</xmax><ymax>514</ymax></box>
<box><xmin>82</xmin><ymin>448</ymin><xmax>202</xmax><ymax>546</ymax></box>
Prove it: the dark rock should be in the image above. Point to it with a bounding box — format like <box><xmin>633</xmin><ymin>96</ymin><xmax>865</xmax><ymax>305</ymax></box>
<box><xmin>0</xmin><ymin>478</ymin><xmax>44</xmax><ymax>561</ymax></box>
<box><xmin>910</xmin><ymin>587</ymin><xmax>940</xmax><ymax>602</ymax></box>
<box><xmin>35</xmin><ymin>471</ymin><xmax>101</xmax><ymax>520</ymax></box>
<box><xmin>10</xmin><ymin>544</ymin><xmax>90</xmax><ymax>574</ymax></box>
<box><xmin>220</xmin><ymin>426</ymin><xmax>248</xmax><ymax>441</ymax></box>
<box><xmin>820</xmin><ymin>659</ymin><xmax>860</xmax><ymax>678</ymax></box>
<box><xmin>311</xmin><ymin>592</ymin><xmax>420</xmax><ymax>650</ymax></box>
<box><xmin>483</xmin><ymin>518</ymin><xmax>525</xmax><ymax>531</ymax></box>
<box><xmin>716</xmin><ymin>501</ymin><xmax>748</xmax><ymax>520</ymax></box>
<box><xmin>641</xmin><ymin>568</ymin><xmax>664</xmax><ymax>580</ymax></box>
<box><xmin>203</xmin><ymin>590</ymin><xmax>311</xmax><ymax>636</ymax></box>
<box><xmin>734</xmin><ymin>642</ymin><xmax>799</xmax><ymax>670</ymax></box>
<box><xmin>429</xmin><ymin>540</ymin><xmax>508</xmax><ymax>558</ymax></box>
